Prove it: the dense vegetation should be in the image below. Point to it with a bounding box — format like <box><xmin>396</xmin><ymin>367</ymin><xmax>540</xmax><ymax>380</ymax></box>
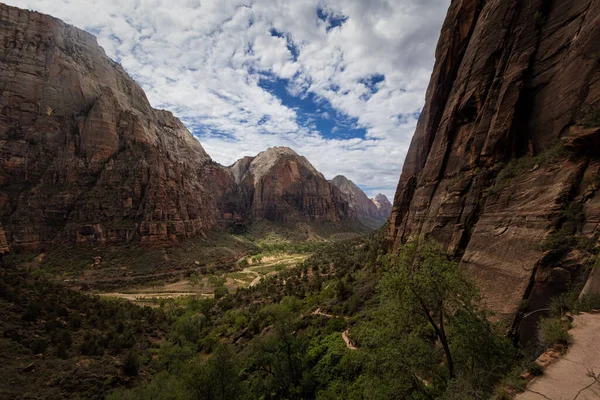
<box><xmin>4</xmin><ymin>226</ymin><xmax>596</xmax><ymax>399</ymax></box>
<box><xmin>0</xmin><ymin>258</ymin><xmax>168</xmax><ymax>399</ymax></box>
<box><xmin>100</xmin><ymin>232</ymin><xmax>523</xmax><ymax>400</ymax></box>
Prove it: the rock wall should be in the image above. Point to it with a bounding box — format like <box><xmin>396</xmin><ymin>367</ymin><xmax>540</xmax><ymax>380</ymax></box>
<box><xmin>330</xmin><ymin>175</ymin><xmax>391</xmax><ymax>228</ymax></box>
<box><xmin>388</xmin><ymin>0</ymin><xmax>600</xmax><ymax>334</ymax></box>
<box><xmin>230</xmin><ymin>147</ymin><xmax>351</xmax><ymax>223</ymax></box>
<box><xmin>0</xmin><ymin>4</ymin><xmax>236</xmax><ymax>249</ymax></box>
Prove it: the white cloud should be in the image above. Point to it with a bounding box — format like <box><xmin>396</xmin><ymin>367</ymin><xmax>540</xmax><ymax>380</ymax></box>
<box><xmin>9</xmin><ymin>0</ymin><xmax>450</xmax><ymax>200</ymax></box>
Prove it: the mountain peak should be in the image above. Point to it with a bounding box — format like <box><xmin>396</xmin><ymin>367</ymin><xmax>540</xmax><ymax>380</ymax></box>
<box><xmin>261</xmin><ymin>146</ymin><xmax>299</xmax><ymax>156</ymax></box>
<box><xmin>374</xmin><ymin>193</ymin><xmax>390</xmax><ymax>203</ymax></box>
<box><xmin>330</xmin><ymin>176</ymin><xmax>391</xmax><ymax>229</ymax></box>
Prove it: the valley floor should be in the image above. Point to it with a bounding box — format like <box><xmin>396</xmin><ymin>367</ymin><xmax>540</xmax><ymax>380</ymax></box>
<box><xmin>99</xmin><ymin>252</ymin><xmax>310</xmax><ymax>306</ymax></box>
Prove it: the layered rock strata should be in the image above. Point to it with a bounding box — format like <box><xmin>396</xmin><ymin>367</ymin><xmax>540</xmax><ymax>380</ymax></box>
<box><xmin>229</xmin><ymin>147</ymin><xmax>351</xmax><ymax>223</ymax></box>
<box><xmin>330</xmin><ymin>175</ymin><xmax>391</xmax><ymax>228</ymax></box>
<box><xmin>388</xmin><ymin>0</ymin><xmax>600</xmax><ymax>336</ymax></box>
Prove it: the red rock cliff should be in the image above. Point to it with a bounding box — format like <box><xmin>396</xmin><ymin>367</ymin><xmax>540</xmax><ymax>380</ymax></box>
<box><xmin>388</xmin><ymin>0</ymin><xmax>600</xmax><ymax>332</ymax></box>
<box><xmin>230</xmin><ymin>147</ymin><xmax>351</xmax><ymax>223</ymax></box>
<box><xmin>0</xmin><ymin>4</ymin><xmax>236</xmax><ymax>249</ymax></box>
<box><xmin>330</xmin><ymin>175</ymin><xmax>391</xmax><ymax>228</ymax></box>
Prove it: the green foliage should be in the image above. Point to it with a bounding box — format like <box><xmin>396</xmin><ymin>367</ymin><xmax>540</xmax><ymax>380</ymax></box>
<box><xmin>496</xmin><ymin>365</ymin><xmax>526</xmax><ymax>395</ymax></box>
<box><xmin>489</xmin><ymin>143</ymin><xmax>569</xmax><ymax>195</ymax></box>
<box><xmin>527</xmin><ymin>360</ymin><xmax>544</xmax><ymax>377</ymax></box>
<box><xmin>213</xmin><ymin>285</ymin><xmax>229</xmax><ymax>299</ymax></box>
<box><xmin>0</xmin><ymin>266</ymin><xmax>167</xmax><ymax>399</ymax></box>
<box><xmin>3</xmin><ymin>228</ymin><xmax>525</xmax><ymax>400</ymax></box>
<box><xmin>123</xmin><ymin>350</ymin><xmax>140</xmax><ymax>376</ymax></box>
<box><xmin>365</xmin><ymin>241</ymin><xmax>517</xmax><ymax>397</ymax></box>
<box><xmin>107</xmin><ymin>371</ymin><xmax>185</xmax><ymax>400</ymax></box>
<box><xmin>540</xmin><ymin>201</ymin><xmax>589</xmax><ymax>254</ymax></box>
<box><xmin>538</xmin><ymin>317</ymin><xmax>570</xmax><ymax>348</ymax></box>
<box><xmin>577</xmin><ymin>292</ymin><xmax>600</xmax><ymax>312</ymax></box>
<box><xmin>549</xmin><ymin>292</ymin><xmax>578</xmax><ymax>316</ymax></box>
<box><xmin>578</xmin><ymin>104</ymin><xmax>600</xmax><ymax>128</ymax></box>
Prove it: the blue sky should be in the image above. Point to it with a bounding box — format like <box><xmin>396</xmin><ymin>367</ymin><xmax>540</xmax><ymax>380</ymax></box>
<box><xmin>11</xmin><ymin>0</ymin><xmax>450</xmax><ymax>199</ymax></box>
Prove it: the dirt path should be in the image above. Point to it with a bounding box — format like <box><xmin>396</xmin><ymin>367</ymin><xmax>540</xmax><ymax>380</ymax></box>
<box><xmin>312</xmin><ymin>308</ymin><xmax>336</xmax><ymax>318</ymax></box>
<box><xmin>342</xmin><ymin>329</ymin><xmax>357</xmax><ymax>350</ymax></box>
<box><xmin>311</xmin><ymin>309</ymin><xmax>356</xmax><ymax>350</ymax></box>
<box><xmin>243</xmin><ymin>267</ymin><xmax>261</xmax><ymax>287</ymax></box>
<box><xmin>516</xmin><ymin>312</ymin><xmax>600</xmax><ymax>400</ymax></box>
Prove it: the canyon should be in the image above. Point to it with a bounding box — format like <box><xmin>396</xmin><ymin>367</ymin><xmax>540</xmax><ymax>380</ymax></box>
<box><xmin>0</xmin><ymin>3</ymin><xmax>387</xmax><ymax>251</ymax></box>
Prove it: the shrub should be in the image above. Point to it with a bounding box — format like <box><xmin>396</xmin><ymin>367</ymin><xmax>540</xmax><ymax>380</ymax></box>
<box><xmin>56</xmin><ymin>343</ymin><xmax>69</xmax><ymax>360</ymax></box>
<box><xmin>489</xmin><ymin>143</ymin><xmax>568</xmax><ymax>195</ymax></box>
<box><xmin>22</xmin><ymin>302</ymin><xmax>42</xmax><ymax>321</ymax></box>
<box><xmin>577</xmin><ymin>293</ymin><xmax>600</xmax><ymax>312</ymax></box>
<box><xmin>213</xmin><ymin>285</ymin><xmax>229</xmax><ymax>299</ymax></box>
<box><xmin>123</xmin><ymin>350</ymin><xmax>140</xmax><ymax>376</ymax></box>
<box><xmin>527</xmin><ymin>361</ymin><xmax>544</xmax><ymax>377</ymax></box>
<box><xmin>30</xmin><ymin>338</ymin><xmax>48</xmax><ymax>354</ymax></box>
<box><xmin>538</xmin><ymin>317</ymin><xmax>570</xmax><ymax>348</ymax></box>
<box><xmin>497</xmin><ymin>365</ymin><xmax>526</xmax><ymax>394</ymax></box>
<box><xmin>549</xmin><ymin>293</ymin><xmax>578</xmax><ymax>316</ymax></box>
<box><xmin>578</xmin><ymin>104</ymin><xmax>600</xmax><ymax>128</ymax></box>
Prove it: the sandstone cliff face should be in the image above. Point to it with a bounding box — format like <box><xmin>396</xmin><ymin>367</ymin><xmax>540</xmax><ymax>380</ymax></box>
<box><xmin>330</xmin><ymin>175</ymin><xmax>391</xmax><ymax>228</ymax></box>
<box><xmin>230</xmin><ymin>147</ymin><xmax>351</xmax><ymax>223</ymax></box>
<box><xmin>373</xmin><ymin>194</ymin><xmax>392</xmax><ymax>220</ymax></box>
<box><xmin>389</xmin><ymin>0</ymin><xmax>600</xmax><ymax>335</ymax></box>
<box><xmin>0</xmin><ymin>4</ymin><xmax>236</xmax><ymax>249</ymax></box>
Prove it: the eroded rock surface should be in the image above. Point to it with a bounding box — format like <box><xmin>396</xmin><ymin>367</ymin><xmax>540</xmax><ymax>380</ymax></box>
<box><xmin>330</xmin><ymin>175</ymin><xmax>391</xmax><ymax>228</ymax></box>
<box><xmin>388</xmin><ymin>0</ymin><xmax>600</xmax><ymax>329</ymax></box>
<box><xmin>230</xmin><ymin>147</ymin><xmax>351</xmax><ymax>223</ymax></box>
<box><xmin>0</xmin><ymin>4</ymin><xmax>235</xmax><ymax>248</ymax></box>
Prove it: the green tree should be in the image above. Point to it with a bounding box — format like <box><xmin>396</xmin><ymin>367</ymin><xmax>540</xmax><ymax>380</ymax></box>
<box><xmin>380</xmin><ymin>241</ymin><xmax>476</xmax><ymax>379</ymax></box>
<box><xmin>184</xmin><ymin>345</ymin><xmax>242</xmax><ymax>400</ymax></box>
<box><xmin>373</xmin><ymin>241</ymin><xmax>516</xmax><ymax>396</ymax></box>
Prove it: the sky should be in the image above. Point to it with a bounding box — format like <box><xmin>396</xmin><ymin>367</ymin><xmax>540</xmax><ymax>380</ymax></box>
<box><xmin>10</xmin><ymin>0</ymin><xmax>450</xmax><ymax>199</ymax></box>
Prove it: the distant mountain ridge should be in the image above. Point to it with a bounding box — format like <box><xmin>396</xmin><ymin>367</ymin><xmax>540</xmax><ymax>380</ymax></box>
<box><xmin>330</xmin><ymin>175</ymin><xmax>391</xmax><ymax>228</ymax></box>
<box><xmin>227</xmin><ymin>147</ymin><xmax>352</xmax><ymax>224</ymax></box>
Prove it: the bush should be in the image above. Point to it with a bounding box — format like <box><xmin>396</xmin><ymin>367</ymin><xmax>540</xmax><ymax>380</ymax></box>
<box><xmin>527</xmin><ymin>361</ymin><xmax>544</xmax><ymax>377</ymax></box>
<box><xmin>30</xmin><ymin>338</ymin><xmax>48</xmax><ymax>354</ymax></box>
<box><xmin>579</xmin><ymin>104</ymin><xmax>600</xmax><ymax>128</ymax></box>
<box><xmin>549</xmin><ymin>293</ymin><xmax>578</xmax><ymax>316</ymax></box>
<box><xmin>123</xmin><ymin>350</ymin><xmax>140</xmax><ymax>376</ymax></box>
<box><xmin>22</xmin><ymin>302</ymin><xmax>42</xmax><ymax>321</ymax></box>
<box><xmin>577</xmin><ymin>293</ymin><xmax>600</xmax><ymax>312</ymax></box>
<box><xmin>497</xmin><ymin>365</ymin><xmax>526</xmax><ymax>395</ymax></box>
<box><xmin>490</xmin><ymin>143</ymin><xmax>568</xmax><ymax>195</ymax></box>
<box><xmin>213</xmin><ymin>285</ymin><xmax>229</xmax><ymax>299</ymax></box>
<box><xmin>538</xmin><ymin>317</ymin><xmax>570</xmax><ymax>348</ymax></box>
<box><xmin>56</xmin><ymin>343</ymin><xmax>69</xmax><ymax>359</ymax></box>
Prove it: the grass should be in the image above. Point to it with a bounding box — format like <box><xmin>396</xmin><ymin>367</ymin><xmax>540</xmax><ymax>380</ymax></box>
<box><xmin>488</xmin><ymin>143</ymin><xmax>569</xmax><ymax>195</ymax></box>
<box><xmin>578</xmin><ymin>104</ymin><xmax>600</xmax><ymax>128</ymax></box>
<box><xmin>227</xmin><ymin>272</ymin><xmax>255</xmax><ymax>284</ymax></box>
<box><xmin>538</xmin><ymin>317</ymin><xmax>571</xmax><ymax>349</ymax></box>
<box><xmin>10</xmin><ymin>230</ymin><xmax>257</xmax><ymax>290</ymax></box>
<box><xmin>244</xmin><ymin>220</ymin><xmax>369</xmax><ymax>245</ymax></box>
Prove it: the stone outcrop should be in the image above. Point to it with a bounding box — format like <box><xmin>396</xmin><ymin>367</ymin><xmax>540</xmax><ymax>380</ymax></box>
<box><xmin>330</xmin><ymin>175</ymin><xmax>391</xmax><ymax>228</ymax></box>
<box><xmin>0</xmin><ymin>4</ymin><xmax>238</xmax><ymax>249</ymax></box>
<box><xmin>388</xmin><ymin>0</ymin><xmax>600</xmax><ymax>337</ymax></box>
<box><xmin>229</xmin><ymin>147</ymin><xmax>351</xmax><ymax>223</ymax></box>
